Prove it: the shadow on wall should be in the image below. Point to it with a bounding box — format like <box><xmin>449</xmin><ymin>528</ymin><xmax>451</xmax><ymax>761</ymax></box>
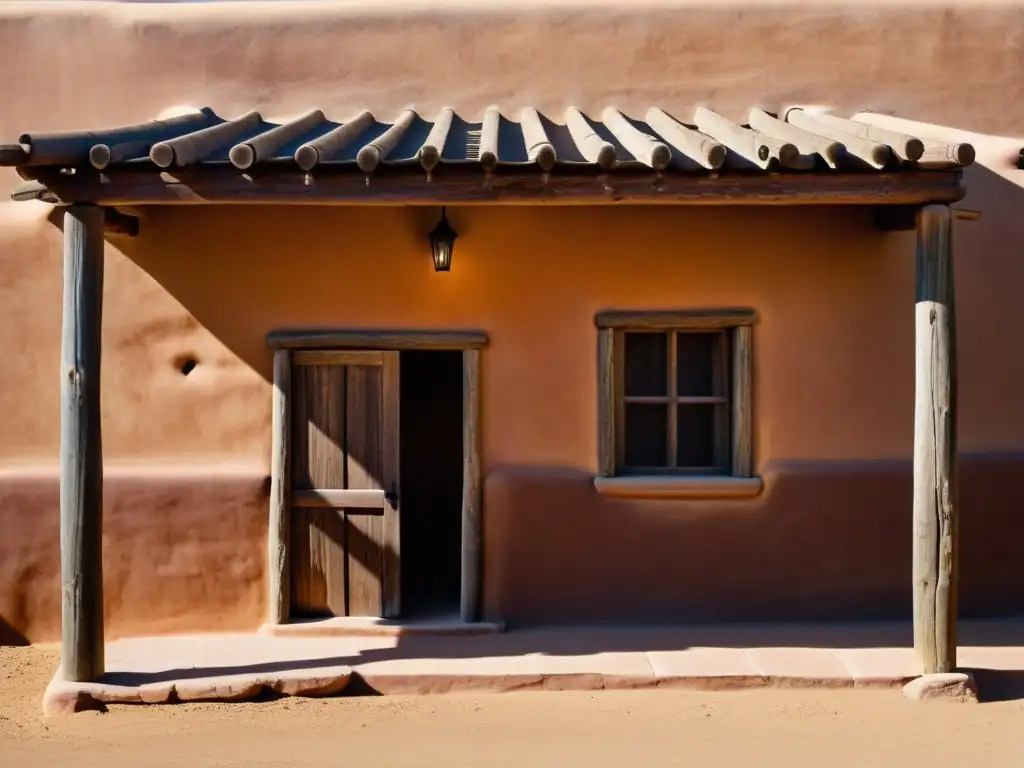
<box><xmin>0</xmin><ymin>617</ymin><xmax>28</xmax><ymax>646</ymax></box>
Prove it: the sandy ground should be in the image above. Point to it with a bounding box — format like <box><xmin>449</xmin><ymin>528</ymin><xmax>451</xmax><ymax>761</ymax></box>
<box><xmin>2</xmin><ymin>645</ymin><xmax>1023</xmax><ymax>767</ymax></box>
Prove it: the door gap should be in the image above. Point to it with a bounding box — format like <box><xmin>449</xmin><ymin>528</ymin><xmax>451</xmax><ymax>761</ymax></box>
<box><xmin>399</xmin><ymin>350</ymin><xmax>463</xmax><ymax>619</ymax></box>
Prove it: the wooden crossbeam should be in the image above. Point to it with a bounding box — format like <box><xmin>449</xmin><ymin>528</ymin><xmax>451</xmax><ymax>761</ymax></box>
<box><xmin>10</xmin><ymin>168</ymin><xmax>965</xmax><ymax>207</ymax></box>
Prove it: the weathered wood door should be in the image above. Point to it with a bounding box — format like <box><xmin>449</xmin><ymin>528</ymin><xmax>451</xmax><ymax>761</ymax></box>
<box><xmin>289</xmin><ymin>350</ymin><xmax>400</xmax><ymax>618</ymax></box>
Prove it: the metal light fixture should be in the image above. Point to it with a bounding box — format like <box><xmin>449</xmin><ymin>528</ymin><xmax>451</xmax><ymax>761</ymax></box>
<box><xmin>429</xmin><ymin>207</ymin><xmax>457</xmax><ymax>272</ymax></box>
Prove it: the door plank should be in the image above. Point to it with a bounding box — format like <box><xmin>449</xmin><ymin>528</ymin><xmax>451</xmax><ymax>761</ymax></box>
<box><xmin>290</xmin><ymin>507</ymin><xmax>346</xmax><ymax>617</ymax></box>
<box><xmin>290</xmin><ymin>364</ymin><xmax>310</xmax><ymax>489</ymax></box>
<box><xmin>346</xmin><ymin>511</ymin><xmax>384</xmax><ymax>616</ymax></box>
<box><xmin>381</xmin><ymin>351</ymin><xmax>401</xmax><ymax>618</ymax></box>
<box><xmin>307</xmin><ymin>364</ymin><xmax>347</xmax><ymax>490</ymax></box>
<box><xmin>289</xmin><ymin>363</ymin><xmax>347</xmax><ymax>615</ymax></box>
<box><xmin>345</xmin><ymin>364</ymin><xmax>385</xmax><ymax>615</ymax></box>
<box><xmin>346</xmin><ymin>364</ymin><xmax>383</xmax><ymax>491</ymax></box>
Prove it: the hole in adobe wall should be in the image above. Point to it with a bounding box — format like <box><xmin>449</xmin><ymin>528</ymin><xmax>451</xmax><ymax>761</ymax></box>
<box><xmin>174</xmin><ymin>355</ymin><xmax>198</xmax><ymax>376</ymax></box>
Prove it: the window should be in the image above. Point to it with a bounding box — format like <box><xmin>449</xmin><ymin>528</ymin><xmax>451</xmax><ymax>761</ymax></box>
<box><xmin>595</xmin><ymin>310</ymin><xmax>760</xmax><ymax>499</ymax></box>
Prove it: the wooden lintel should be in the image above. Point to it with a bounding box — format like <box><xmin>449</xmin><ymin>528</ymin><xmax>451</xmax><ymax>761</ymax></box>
<box><xmin>596</xmin><ymin>309</ymin><xmax>758</xmax><ymax>330</ymax></box>
<box><xmin>102</xmin><ymin>208</ymin><xmax>140</xmax><ymax>237</ymax></box>
<box><xmin>268</xmin><ymin>329</ymin><xmax>488</xmax><ymax>351</ymax></box>
<box><xmin>11</xmin><ymin>167</ymin><xmax>965</xmax><ymax>207</ymax></box>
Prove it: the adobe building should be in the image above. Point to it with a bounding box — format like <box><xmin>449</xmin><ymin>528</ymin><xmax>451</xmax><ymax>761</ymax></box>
<box><xmin>1</xmin><ymin>1</ymin><xmax>1023</xmax><ymax>681</ymax></box>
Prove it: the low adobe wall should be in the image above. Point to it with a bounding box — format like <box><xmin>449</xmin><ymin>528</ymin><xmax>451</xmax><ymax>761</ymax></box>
<box><xmin>0</xmin><ymin>467</ymin><xmax>267</xmax><ymax>645</ymax></box>
<box><xmin>483</xmin><ymin>455</ymin><xmax>1024</xmax><ymax>625</ymax></box>
<box><xmin>4</xmin><ymin>453</ymin><xmax>1022</xmax><ymax>645</ymax></box>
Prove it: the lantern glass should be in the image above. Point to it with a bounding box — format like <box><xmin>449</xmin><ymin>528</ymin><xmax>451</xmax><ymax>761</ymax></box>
<box><xmin>429</xmin><ymin>208</ymin><xmax>457</xmax><ymax>272</ymax></box>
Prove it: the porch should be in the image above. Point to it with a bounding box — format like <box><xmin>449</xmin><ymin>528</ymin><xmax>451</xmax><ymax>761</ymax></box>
<box><xmin>42</xmin><ymin>618</ymin><xmax>1024</xmax><ymax>714</ymax></box>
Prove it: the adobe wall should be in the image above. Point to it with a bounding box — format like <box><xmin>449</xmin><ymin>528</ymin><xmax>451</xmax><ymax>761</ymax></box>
<box><xmin>2</xmin><ymin>1</ymin><xmax>1024</xmax><ymax>642</ymax></box>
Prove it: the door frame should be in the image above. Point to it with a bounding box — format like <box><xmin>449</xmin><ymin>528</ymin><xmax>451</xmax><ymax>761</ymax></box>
<box><xmin>266</xmin><ymin>329</ymin><xmax>487</xmax><ymax>624</ymax></box>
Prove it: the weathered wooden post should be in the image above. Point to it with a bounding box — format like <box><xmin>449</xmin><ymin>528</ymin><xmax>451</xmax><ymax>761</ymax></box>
<box><xmin>60</xmin><ymin>205</ymin><xmax>105</xmax><ymax>681</ymax></box>
<box><xmin>913</xmin><ymin>204</ymin><xmax>958</xmax><ymax>675</ymax></box>
<box><xmin>267</xmin><ymin>349</ymin><xmax>291</xmax><ymax>625</ymax></box>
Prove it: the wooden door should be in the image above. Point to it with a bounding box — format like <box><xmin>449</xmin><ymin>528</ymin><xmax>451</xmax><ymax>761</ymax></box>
<box><xmin>289</xmin><ymin>350</ymin><xmax>400</xmax><ymax>618</ymax></box>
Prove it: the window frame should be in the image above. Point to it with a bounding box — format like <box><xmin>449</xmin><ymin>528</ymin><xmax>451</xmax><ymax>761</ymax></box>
<box><xmin>595</xmin><ymin>309</ymin><xmax>760</xmax><ymax>500</ymax></box>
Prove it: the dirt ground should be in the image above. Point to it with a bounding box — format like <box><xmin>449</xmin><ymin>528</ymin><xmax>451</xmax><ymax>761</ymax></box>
<box><xmin>2</xmin><ymin>646</ymin><xmax>1022</xmax><ymax>767</ymax></box>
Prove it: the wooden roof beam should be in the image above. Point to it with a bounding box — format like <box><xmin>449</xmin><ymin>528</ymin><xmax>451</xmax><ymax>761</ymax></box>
<box><xmin>295</xmin><ymin>111</ymin><xmax>373</xmax><ymax>172</ymax></box>
<box><xmin>520</xmin><ymin>107</ymin><xmax>556</xmax><ymax>171</ymax></box>
<box><xmin>747</xmin><ymin>109</ymin><xmax>843</xmax><ymax>169</ymax></box>
<box><xmin>16</xmin><ymin>110</ymin><xmax>217</xmax><ymax>169</ymax></box>
<box><xmin>0</xmin><ymin>144</ymin><xmax>29</xmax><ymax>166</ymax></box>
<box><xmin>785</xmin><ymin>108</ymin><xmax>890</xmax><ymax>169</ymax></box>
<box><xmin>602</xmin><ymin>108</ymin><xmax>671</xmax><ymax>171</ymax></box>
<box><xmin>418</xmin><ymin>108</ymin><xmax>454</xmax><ymax>173</ymax></box>
<box><xmin>357</xmin><ymin>109</ymin><xmax>416</xmax><ymax>174</ymax></box>
<box><xmin>479</xmin><ymin>108</ymin><xmax>501</xmax><ymax>173</ymax></box>
<box><xmin>796</xmin><ymin>109</ymin><xmax>923</xmax><ymax>162</ymax></box>
<box><xmin>694</xmin><ymin>107</ymin><xmax>810</xmax><ymax>170</ymax></box>
<box><xmin>150</xmin><ymin>111</ymin><xmax>262</xmax><ymax>168</ymax></box>
<box><xmin>644</xmin><ymin>109</ymin><xmax>724</xmax><ymax>171</ymax></box>
<box><xmin>565</xmin><ymin>107</ymin><xmax>617</xmax><ymax>170</ymax></box>
<box><xmin>849</xmin><ymin>113</ymin><xmax>975</xmax><ymax>168</ymax></box>
<box><xmin>229</xmin><ymin>110</ymin><xmax>327</xmax><ymax>170</ymax></box>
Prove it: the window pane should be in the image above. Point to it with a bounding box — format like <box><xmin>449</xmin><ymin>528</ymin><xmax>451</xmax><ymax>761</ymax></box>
<box><xmin>676</xmin><ymin>404</ymin><xmax>716</xmax><ymax>467</ymax></box>
<box><xmin>676</xmin><ymin>332</ymin><xmax>717</xmax><ymax>397</ymax></box>
<box><xmin>625</xmin><ymin>332</ymin><xmax>667</xmax><ymax>397</ymax></box>
<box><xmin>624</xmin><ymin>403</ymin><xmax>668</xmax><ymax>467</ymax></box>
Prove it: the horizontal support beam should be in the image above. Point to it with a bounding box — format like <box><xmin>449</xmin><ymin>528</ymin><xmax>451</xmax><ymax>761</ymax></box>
<box><xmin>0</xmin><ymin>144</ymin><xmax>28</xmax><ymax>166</ymax></box>
<box><xmin>268</xmin><ymin>329</ymin><xmax>488</xmax><ymax>350</ymax></box>
<box><xmin>596</xmin><ymin>308</ymin><xmax>758</xmax><ymax>329</ymax></box>
<box><xmin>11</xmin><ymin>167</ymin><xmax>965</xmax><ymax>207</ymax></box>
<box><xmin>291</xmin><ymin>489</ymin><xmax>385</xmax><ymax>509</ymax></box>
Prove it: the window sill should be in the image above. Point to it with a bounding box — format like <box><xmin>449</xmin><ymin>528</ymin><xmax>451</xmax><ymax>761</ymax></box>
<box><xmin>593</xmin><ymin>475</ymin><xmax>763</xmax><ymax>500</ymax></box>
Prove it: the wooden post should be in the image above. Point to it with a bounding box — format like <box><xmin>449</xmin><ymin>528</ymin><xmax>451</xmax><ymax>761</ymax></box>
<box><xmin>267</xmin><ymin>349</ymin><xmax>291</xmax><ymax>624</ymax></box>
<box><xmin>461</xmin><ymin>349</ymin><xmax>482</xmax><ymax>622</ymax></box>
<box><xmin>913</xmin><ymin>204</ymin><xmax>958</xmax><ymax>674</ymax></box>
<box><xmin>60</xmin><ymin>205</ymin><xmax>105</xmax><ymax>682</ymax></box>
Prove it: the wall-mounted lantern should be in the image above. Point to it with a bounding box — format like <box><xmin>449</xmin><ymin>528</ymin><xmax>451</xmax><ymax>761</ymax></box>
<box><xmin>429</xmin><ymin>207</ymin><xmax>457</xmax><ymax>272</ymax></box>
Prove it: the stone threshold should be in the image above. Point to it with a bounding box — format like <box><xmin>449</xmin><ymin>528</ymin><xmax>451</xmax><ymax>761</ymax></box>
<box><xmin>259</xmin><ymin>616</ymin><xmax>506</xmax><ymax>638</ymax></box>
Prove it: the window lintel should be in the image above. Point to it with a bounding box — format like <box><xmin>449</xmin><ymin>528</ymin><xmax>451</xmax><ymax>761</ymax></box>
<box><xmin>595</xmin><ymin>308</ymin><xmax>758</xmax><ymax>331</ymax></box>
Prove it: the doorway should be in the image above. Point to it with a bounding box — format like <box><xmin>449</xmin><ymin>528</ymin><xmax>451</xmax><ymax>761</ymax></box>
<box><xmin>268</xmin><ymin>330</ymin><xmax>484</xmax><ymax>627</ymax></box>
<box><xmin>399</xmin><ymin>350</ymin><xmax>464</xmax><ymax>618</ymax></box>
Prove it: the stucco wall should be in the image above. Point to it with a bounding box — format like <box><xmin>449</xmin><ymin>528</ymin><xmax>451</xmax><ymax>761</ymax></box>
<box><xmin>3</xmin><ymin>1</ymin><xmax>1024</xmax><ymax>642</ymax></box>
